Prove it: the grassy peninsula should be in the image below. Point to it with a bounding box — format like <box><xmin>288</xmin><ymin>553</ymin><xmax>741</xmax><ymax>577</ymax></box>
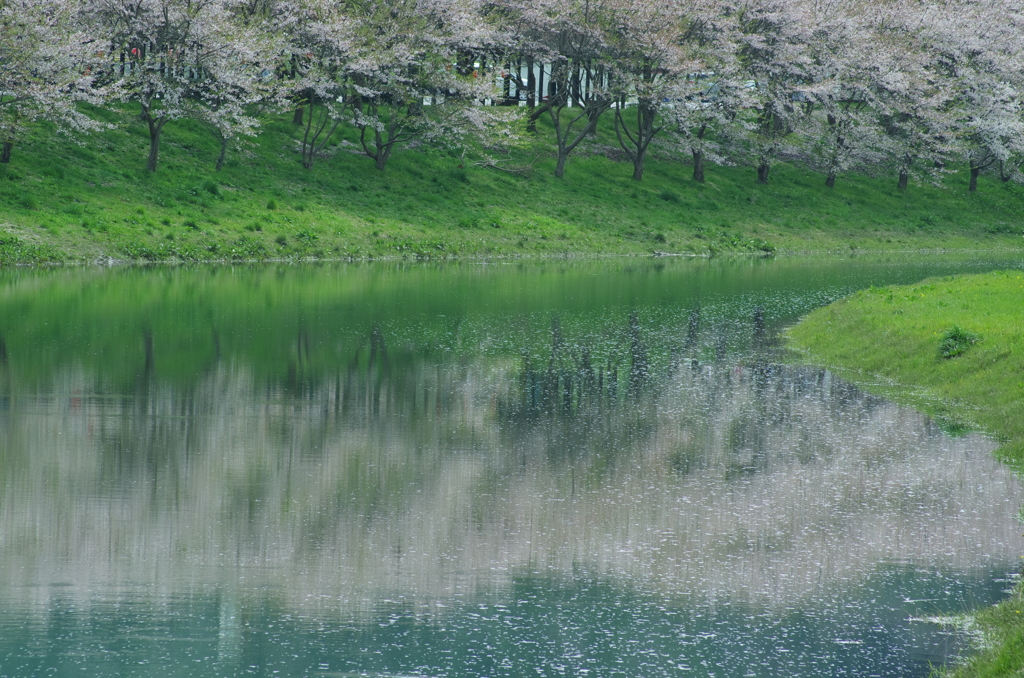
<box><xmin>787</xmin><ymin>270</ymin><xmax>1024</xmax><ymax>677</ymax></box>
<box><xmin>2</xmin><ymin>107</ymin><xmax>1024</xmax><ymax>264</ymax></box>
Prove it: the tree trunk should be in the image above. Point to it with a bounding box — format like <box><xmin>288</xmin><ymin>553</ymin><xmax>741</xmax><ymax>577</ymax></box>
<box><xmin>0</xmin><ymin>141</ymin><xmax>11</xmax><ymax>164</ymax></box>
<box><xmin>897</xmin><ymin>169</ymin><xmax>908</xmax><ymax>190</ymax></box>
<box><xmin>527</xmin><ymin>105</ymin><xmax>547</xmax><ymax>135</ymax></box>
<box><xmin>554</xmin><ymin>151</ymin><xmax>568</xmax><ymax>179</ymax></box>
<box><xmin>825</xmin><ymin>169</ymin><xmax>836</xmax><ymax>188</ymax></box>
<box><xmin>216</xmin><ymin>138</ymin><xmax>227</xmax><ymax>171</ymax></box>
<box><xmin>373</xmin><ymin>128</ymin><xmax>390</xmax><ymax>171</ymax></box>
<box><xmin>968</xmin><ymin>165</ymin><xmax>980</xmax><ymax>192</ymax></box>
<box><xmin>147</xmin><ymin>124</ymin><xmax>162</xmax><ymax>172</ymax></box>
<box><xmin>631</xmin><ymin>147</ymin><xmax>646</xmax><ymax>182</ymax></box>
<box><xmin>692</xmin><ymin>149</ymin><xmax>705</xmax><ymax>183</ymax></box>
<box><xmin>301</xmin><ymin>104</ymin><xmax>317</xmax><ymax>169</ymax></box>
<box><xmin>293</xmin><ymin>107</ymin><xmax>304</xmax><ymax>125</ymax></box>
<box><xmin>757</xmin><ymin>162</ymin><xmax>770</xmax><ymax>184</ymax></box>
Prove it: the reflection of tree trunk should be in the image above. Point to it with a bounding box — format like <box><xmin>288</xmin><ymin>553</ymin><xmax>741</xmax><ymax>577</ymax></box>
<box><xmin>143</xmin><ymin>330</ymin><xmax>154</xmax><ymax>375</ymax></box>
<box><xmin>753</xmin><ymin>306</ymin><xmax>765</xmax><ymax>349</ymax></box>
<box><xmin>0</xmin><ymin>336</ymin><xmax>7</xmax><ymax>364</ymax></box>
<box><xmin>297</xmin><ymin>329</ymin><xmax>310</xmax><ymax>363</ymax></box>
<box><xmin>369</xmin><ymin>324</ymin><xmax>388</xmax><ymax>369</ymax></box>
<box><xmin>685</xmin><ymin>306</ymin><xmax>700</xmax><ymax>351</ymax></box>
<box><xmin>138</xmin><ymin>329</ymin><xmax>154</xmax><ymax>388</ymax></box>
<box><xmin>629</xmin><ymin>312</ymin><xmax>648</xmax><ymax>392</ymax></box>
<box><xmin>550</xmin><ymin>316</ymin><xmax>564</xmax><ymax>357</ymax></box>
<box><xmin>579</xmin><ymin>346</ymin><xmax>595</xmax><ymax>409</ymax></box>
<box><xmin>368</xmin><ymin>324</ymin><xmax>388</xmax><ymax>416</ymax></box>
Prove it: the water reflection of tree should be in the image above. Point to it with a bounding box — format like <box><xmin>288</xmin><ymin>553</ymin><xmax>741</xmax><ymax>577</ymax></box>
<box><xmin>2</xmin><ymin>309</ymin><xmax>1022</xmax><ymax>616</ymax></box>
<box><xmin>495</xmin><ymin>313</ymin><xmax>664</xmax><ymax>474</ymax></box>
<box><xmin>493</xmin><ymin>307</ymin><xmax>793</xmax><ymax>471</ymax></box>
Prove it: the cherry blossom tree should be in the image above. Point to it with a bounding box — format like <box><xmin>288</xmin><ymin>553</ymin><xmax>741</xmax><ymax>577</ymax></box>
<box><xmin>605</xmin><ymin>0</ymin><xmax>694</xmax><ymax>181</ymax></box>
<box><xmin>729</xmin><ymin>0</ymin><xmax>814</xmax><ymax>184</ymax></box>
<box><xmin>659</xmin><ymin>1</ymin><xmax>748</xmax><ymax>183</ymax></box>
<box><xmin>85</xmin><ymin>0</ymin><xmax>280</xmax><ymax>172</ymax></box>
<box><xmin>343</xmin><ymin>0</ymin><xmax>500</xmax><ymax>172</ymax></box>
<box><xmin>930</xmin><ymin>0</ymin><xmax>1024</xmax><ymax>192</ymax></box>
<box><xmin>663</xmin><ymin>80</ymin><xmax>740</xmax><ymax>183</ymax></box>
<box><xmin>795</xmin><ymin>1</ymin><xmax>889</xmax><ymax>187</ymax></box>
<box><xmin>187</xmin><ymin>88</ymin><xmax>263</xmax><ymax>170</ymax></box>
<box><xmin>495</xmin><ymin>0</ymin><xmax>622</xmax><ymax>178</ymax></box>
<box><xmin>270</xmin><ymin>0</ymin><xmax>354</xmax><ymax>170</ymax></box>
<box><xmin>826</xmin><ymin>0</ymin><xmax>953</xmax><ymax>190</ymax></box>
<box><xmin>0</xmin><ymin>0</ymin><xmax>107</xmax><ymax>163</ymax></box>
<box><xmin>957</xmin><ymin>78</ymin><xmax>1024</xmax><ymax>192</ymax></box>
<box><xmin>190</xmin><ymin>0</ymin><xmax>286</xmax><ymax>171</ymax></box>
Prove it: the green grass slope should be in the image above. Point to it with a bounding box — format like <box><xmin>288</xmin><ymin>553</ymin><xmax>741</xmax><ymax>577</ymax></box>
<box><xmin>1</xmin><ymin>106</ymin><xmax>1024</xmax><ymax>263</ymax></box>
<box><xmin>786</xmin><ymin>270</ymin><xmax>1024</xmax><ymax>677</ymax></box>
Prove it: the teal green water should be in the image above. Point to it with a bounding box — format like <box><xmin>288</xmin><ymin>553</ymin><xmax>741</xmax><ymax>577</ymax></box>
<box><xmin>1</xmin><ymin>255</ymin><xmax>1023</xmax><ymax>677</ymax></box>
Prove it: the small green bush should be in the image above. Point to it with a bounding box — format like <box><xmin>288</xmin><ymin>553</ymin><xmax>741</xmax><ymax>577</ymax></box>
<box><xmin>939</xmin><ymin>325</ymin><xmax>980</xmax><ymax>358</ymax></box>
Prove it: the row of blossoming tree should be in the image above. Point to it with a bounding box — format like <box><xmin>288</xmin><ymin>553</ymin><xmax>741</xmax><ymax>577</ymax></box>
<box><xmin>2</xmin><ymin>0</ymin><xmax>1023</xmax><ymax>190</ymax></box>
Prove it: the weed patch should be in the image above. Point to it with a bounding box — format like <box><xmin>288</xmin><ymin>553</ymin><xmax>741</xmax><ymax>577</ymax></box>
<box><xmin>938</xmin><ymin>325</ymin><xmax>980</xmax><ymax>358</ymax></box>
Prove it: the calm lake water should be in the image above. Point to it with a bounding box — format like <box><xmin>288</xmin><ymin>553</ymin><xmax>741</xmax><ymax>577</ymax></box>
<box><xmin>1</xmin><ymin>255</ymin><xmax>1023</xmax><ymax>677</ymax></box>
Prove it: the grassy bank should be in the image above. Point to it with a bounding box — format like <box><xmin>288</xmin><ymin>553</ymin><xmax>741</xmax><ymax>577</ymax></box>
<box><xmin>786</xmin><ymin>270</ymin><xmax>1024</xmax><ymax>677</ymax></box>
<box><xmin>1</xmin><ymin>107</ymin><xmax>1024</xmax><ymax>264</ymax></box>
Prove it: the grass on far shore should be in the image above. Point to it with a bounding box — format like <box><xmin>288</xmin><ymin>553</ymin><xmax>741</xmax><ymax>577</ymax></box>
<box><xmin>786</xmin><ymin>270</ymin><xmax>1024</xmax><ymax>678</ymax></box>
<box><xmin>1</xmin><ymin>104</ymin><xmax>1024</xmax><ymax>264</ymax></box>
